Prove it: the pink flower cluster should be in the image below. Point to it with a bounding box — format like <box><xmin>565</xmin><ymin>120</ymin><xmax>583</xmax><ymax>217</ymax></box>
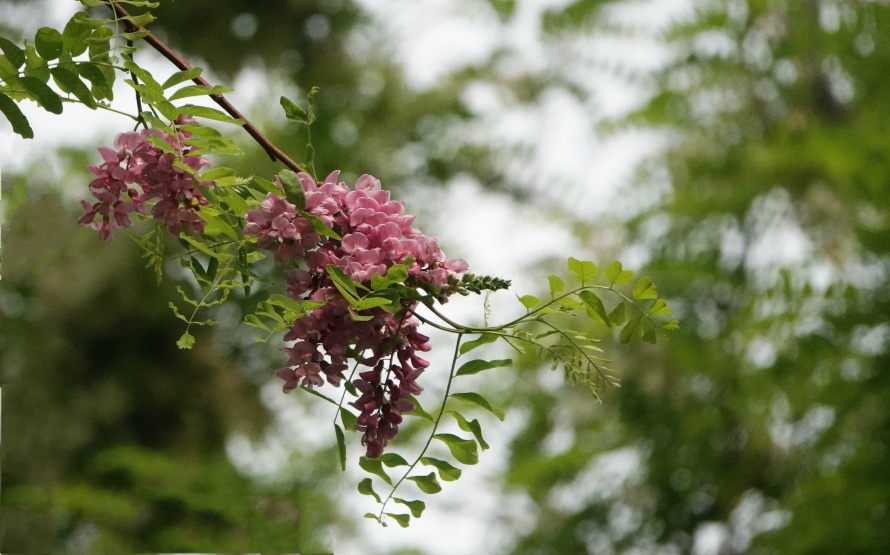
<box><xmin>79</xmin><ymin>116</ymin><xmax>214</xmax><ymax>242</ymax></box>
<box><xmin>246</xmin><ymin>171</ymin><xmax>468</xmax><ymax>457</ymax></box>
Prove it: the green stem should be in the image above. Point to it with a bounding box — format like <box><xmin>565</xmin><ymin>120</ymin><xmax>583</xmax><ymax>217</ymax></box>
<box><xmin>378</xmin><ymin>331</ymin><xmax>464</xmax><ymax>520</ymax></box>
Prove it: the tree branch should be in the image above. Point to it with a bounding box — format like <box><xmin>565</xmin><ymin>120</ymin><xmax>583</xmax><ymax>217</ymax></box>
<box><xmin>110</xmin><ymin>2</ymin><xmax>307</xmax><ymax>174</ymax></box>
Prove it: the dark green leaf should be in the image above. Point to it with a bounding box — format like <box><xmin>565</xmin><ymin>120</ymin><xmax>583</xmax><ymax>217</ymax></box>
<box><xmin>579</xmin><ymin>290</ymin><xmax>611</xmax><ymax>326</ymax></box>
<box><xmin>360</xmin><ymin>456</ymin><xmax>393</xmax><ymax>486</ymax></box>
<box><xmin>385</xmin><ymin>512</ymin><xmax>410</xmax><ymax>528</ymax></box>
<box><xmin>24</xmin><ymin>43</ymin><xmax>50</xmax><ymax>82</ymax></box>
<box><xmin>0</xmin><ymin>92</ymin><xmax>33</xmax><ymax>138</ymax></box>
<box><xmin>178</xmin><ymin>104</ymin><xmax>243</xmax><ymax>125</ymax></box>
<box><xmin>619</xmin><ymin>316</ymin><xmax>644</xmax><ymax>345</ymax></box>
<box><xmin>335</xmin><ymin>424</ymin><xmax>346</xmax><ymax>471</ymax></box>
<box><xmin>78</xmin><ymin>62</ymin><xmax>112</xmax><ymax>100</ymax></box>
<box><xmin>404</xmin><ymin>394</ymin><xmax>434</xmax><ymax>421</ymax></box>
<box><xmin>0</xmin><ymin>37</ymin><xmax>25</xmax><ymax>69</ymax></box>
<box><xmin>162</xmin><ymin>67</ymin><xmax>202</xmax><ymax>89</ymax></box>
<box><xmin>420</xmin><ymin>456</ymin><xmax>462</xmax><ymax>481</ymax></box>
<box><xmin>357</xmin><ymin>478</ymin><xmax>381</xmax><ymax>503</ymax></box>
<box><xmin>35</xmin><ymin>27</ymin><xmax>63</xmax><ymax>60</ymax></box>
<box><xmin>606</xmin><ymin>260</ymin><xmax>634</xmax><ymax>285</ymax></box>
<box><xmin>364</xmin><ymin>512</ymin><xmax>382</xmax><ymax>524</ymax></box>
<box><xmin>393</xmin><ymin>497</ymin><xmax>426</xmax><ymax>518</ymax></box>
<box><xmin>277</xmin><ymin>169</ymin><xmax>306</xmax><ymax>210</ymax></box>
<box><xmin>19</xmin><ymin>77</ymin><xmax>62</xmax><ymax>114</ymax></box>
<box><xmin>51</xmin><ymin>67</ymin><xmax>96</xmax><ymax>108</ymax></box>
<box><xmin>122</xmin><ymin>12</ymin><xmax>155</xmax><ymax>27</ymax></box>
<box><xmin>459</xmin><ymin>332</ymin><xmax>499</xmax><ymax>355</ymax></box>
<box><xmin>455</xmin><ymin>358</ymin><xmax>512</xmax><ymax>378</ymax></box>
<box><xmin>88</xmin><ymin>26</ymin><xmax>113</xmax><ymax>61</ymax></box>
<box><xmin>62</xmin><ymin>14</ymin><xmax>92</xmax><ymax>56</ymax></box>
<box><xmin>378</xmin><ymin>453</ymin><xmax>409</xmax><ymax>468</ymax></box>
<box><xmin>450</xmin><ymin>392</ymin><xmax>505</xmax><ymax>420</ymax></box>
<box><xmin>434</xmin><ymin>433</ymin><xmax>479</xmax><ymax>465</ymax></box>
<box><xmin>609</xmin><ymin>302</ymin><xmax>626</xmax><ymax>326</ymax></box>
<box><xmin>326</xmin><ymin>265</ymin><xmax>360</xmax><ymax>305</ymax></box>
<box><xmin>407</xmin><ymin>473</ymin><xmax>442</xmax><ymax>494</ymax></box>
<box><xmin>448</xmin><ymin>411</ymin><xmax>489</xmax><ymax>450</ymax></box>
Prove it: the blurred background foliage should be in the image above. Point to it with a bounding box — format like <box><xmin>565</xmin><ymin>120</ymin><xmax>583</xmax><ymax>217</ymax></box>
<box><xmin>2</xmin><ymin>0</ymin><xmax>890</xmax><ymax>553</ymax></box>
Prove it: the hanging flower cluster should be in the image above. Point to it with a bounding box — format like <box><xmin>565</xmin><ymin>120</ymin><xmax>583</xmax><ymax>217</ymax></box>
<box><xmin>245</xmin><ymin>171</ymin><xmax>468</xmax><ymax>457</ymax></box>
<box><xmin>79</xmin><ymin>116</ymin><xmax>214</xmax><ymax>242</ymax></box>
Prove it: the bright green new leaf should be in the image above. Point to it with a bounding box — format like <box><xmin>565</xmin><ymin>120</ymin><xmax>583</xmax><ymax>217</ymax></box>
<box><xmin>649</xmin><ymin>298</ymin><xmax>672</xmax><ymax>316</ymax></box>
<box><xmin>454</xmin><ymin>358</ymin><xmax>512</xmax><ymax>378</ymax></box>
<box><xmin>407</xmin><ymin>473</ymin><xmax>442</xmax><ymax>494</ymax></box>
<box><xmin>123</xmin><ymin>60</ymin><xmax>162</xmax><ymax>91</ymax></box>
<box><xmin>0</xmin><ymin>37</ymin><xmax>25</xmax><ymax>68</ymax></box>
<box><xmin>280</xmin><ymin>95</ymin><xmax>308</xmax><ymax>123</ymax></box>
<box><xmin>448</xmin><ymin>411</ymin><xmax>489</xmax><ymax>450</ymax></box>
<box><xmin>568</xmin><ymin>257</ymin><xmax>598</xmax><ymax>284</ymax></box>
<box><xmin>386</xmin><ymin>513</ymin><xmax>410</xmax><ymax>528</ymax></box>
<box><xmin>200</xmin><ymin>167</ymin><xmax>236</xmax><ymax>182</ymax></box>
<box><xmin>578</xmin><ymin>290</ymin><xmax>610</xmax><ymax>326</ymax></box>
<box><xmin>519</xmin><ymin>294</ymin><xmax>541</xmax><ymax>309</ymax></box>
<box><xmin>357</xmin><ymin>478</ymin><xmax>381</xmax><ymax>503</ymax></box>
<box><xmin>176</xmin><ymin>331</ymin><xmax>195</xmax><ymax>349</ymax></box>
<box><xmin>335</xmin><ymin>424</ymin><xmax>346</xmax><ymax>471</ymax></box>
<box><xmin>243</xmin><ymin>314</ymin><xmax>270</xmax><ymax>331</ymax></box>
<box><xmin>360</xmin><ymin>456</ymin><xmax>393</xmax><ymax>486</ymax></box>
<box><xmin>19</xmin><ymin>77</ymin><xmax>62</xmax><ymax>114</ymax></box>
<box><xmin>420</xmin><ymin>456</ymin><xmax>462</xmax><ymax>481</ymax></box>
<box><xmin>633</xmin><ymin>276</ymin><xmax>658</xmax><ymax>300</ymax></box>
<box><xmin>35</xmin><ymin>27</ymin><xmax>63</xmax><ymax>60</ymax></box>
<box><xmin>662</xmin><ymin>319</ymin><xmax>680</xmax><ymax>331</ymax></box>
<box><xmin>162</xmin><ymin>67</ymin><xmax>203</xmax><ymax>89</ymax></box>
<box><xmin>24</xmin><ymin>42</ymin><xmax>50</xmax><ymax>82</ymax></box>
<box><xmin>77</xmin><ymin>62</ymin><xmax>113</xmax><ymax>100</ymax></box>
<box><xmin>606</xmin><ymin>260</ymin><xmax>634</xmax><ymax>285</ymax></box>
<box><xmin>169</xmin><ymin>84</ymin><xmax>232</xmax><ymax>101</ymax></box>
<box><xmin>451</xmin><ymin>392</ymin><xmax>505</xmax><ymax>420</ymax></box>
<box><xmin>459</xmin><ymin>332</ymin><xmax>499</xmax><ymax>355</ymax></box>
<box><xmin>0</xmin><ymin>93</ymin><xmax>33</xmax><ymax>139</ymax></box>
<box><xmin>548</xmin><ymin>274</ymin><xmax>565</xmax><ymax>295</ymax></box>
<box><xmin>394</xmin><ymin>498</ymin><xmax>426</xmax><ymax>518</ymax></box>
<box><xmin>434</xmin><ymin>433</ymin><xmax>479</xmax><ymax>465</ymax></box>
<box><xmin>178</xmin><ymin>104</ymin><xmax>243</xmax><ymax>125</ymax></box>
<box><xmin>88</xmin><ymin>26</ymin><xmax>113</xmax><ymax>61</ymax></box>
<box><xmin>340</xmin><ymin>407</ymin><xmax>357</xmax><ymax>430</ymax></box>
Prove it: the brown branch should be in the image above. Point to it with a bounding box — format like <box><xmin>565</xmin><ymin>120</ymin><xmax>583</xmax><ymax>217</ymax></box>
<box><xmin>110</xmin><ymin>2</ymin><xmax>306</xmax><ymax>174</ymax></box>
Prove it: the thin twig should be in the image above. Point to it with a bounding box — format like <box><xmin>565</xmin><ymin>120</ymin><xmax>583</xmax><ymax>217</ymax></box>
<box><xmin>109</xmin><ymin>2</ymin><xmax>307</xmax><ymax>174</ymax></box>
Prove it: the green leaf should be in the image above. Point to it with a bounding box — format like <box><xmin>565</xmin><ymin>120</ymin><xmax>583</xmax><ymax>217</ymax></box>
<box><xmin>243</xmin><ymin>314</ymin><xmax>270</xmax><ymax>331</ymax></box>
<box><xmin>0</xmin><ymin>93</ymin><xmax>33</xmax><ymax>139</ymax></box>
<box><xmin>633</xmin><ymin>276</ymin><xmax>658</xmax><ymax>300</ymax></box>
<box><xmin>393</xmin><ymin>498</ymin><xmax>425</xmax><ymax>518</ymax></box>
<box><xmin>359</xmin><ymin>456</ymin><xmax>393</xmax><ymax>486</ymax></box>
<box><xmin>357</xmin><ymin>478</ymin><xmax>381</xmax><ymax>503</ymax></box>
<box><xmin>378</xmin><ymin>453</ymin><xmax>409</xmax><ymax>468</ymax></box>
<box><xmin>51</xmin><ymin>67</ymin><xmax>96</xmax><ymax>109</ymax></box>
<box><xmin>162</xmin><ymin>67</ymin><xmax>202</xmax><ymax>89</ymax></box>
<box><xmin>448</xmin><ymin>411</ymin><xmax>489</xmax><ymax>450</ymax></box>
<box><xmin>63</xmin><ymin>14</ymin><xmax>92</xmax><ymax>56</ymax></box>
<box><xmin>122</xmin><ymin>12</ymin><xmax>156</xmax><ymax>27</ymax></box>
<box><xmin>459</xmin><ymin>332</ymin><xmax>499</xmax><ymax>355</ymax></box>
<box><xmin>277</xmin><ymin>169</ymin><xmax>306</xmax><ymax>210</ymax></box>
<box><xmin>24</xmin><ymin>42</ymin><xmax>50</xmax><ymax>82</ymax></box>
<box><xmin>334</xmin><ymin>424</ymin><xmax>346</xmax><ymax>471</ymax></box>
<box><xmin>619</xmin><ymin>316</ymin><xmax>644</xmax><ymax>345</ymax></box>
<box><xmin>548</xmin><ymin>274</ymin><xmax>565</xmax><ymax>296</ymax></box>
<box><xmin>78</xmin><ymin>62</ymin><xmax>113</xmax><ymax>100</ymax></box>
<box><xmin>251</xmin><ymin>175</ymin><xmax>281</xmax><ymax>195</ymax></box>
<box><xmin>606</xmin><ymin>261</ymin><xmax>634</xmax><ymax>285</ymax></box>
<box><xmin>340</xmin><ymin>407</ymin><xmax>357</xmax><ymax>430</ymax></box>
<box><xmin>662</xmin><ymin>319</ymin><xmax>680</xmax><ymax>331</ymax></box>
<box><xmin>385</xmin><ymin>512</ymin><xmax>410</xmax><ymax>528</ymax></box>
<box><xmin>609</xmin><ymin>302</ymin><xmax>626</xmax><ymax>326</ymax></box>
<box><xmin>434</xmin><ymin>433</ymin><xmax>479</xmax><ymax>465</ymax></box>
<box><xmin>0</xmin><ymin>37</ymin><xmax>25</xmax><ymax>69</ymax></box>
<box><xmin>280</xmin><ymin>95</ymin><xmax>308</xmax><ymax>123</ymax></box>
<box><xmin>649</xmin><ymin>298</ymin><xmax>672</xmax><ymax>316</ymax></box>
<box><xmin>578</xmin><ymin>290</ymin><xmax>610</xmax><ymax>326</ymax></box>
<box><xmin>19</xmin><ymin>77</ymin><xmax>62</xmax><ymax>114</ymax></box>
<box><xmin>450</xmin><ymin>392</ymin><xmax>505</xmax><ymax>421</ymax></box>
<box><xmin>455</xmin><ymin>358</ymin><xmax>512</xmax><ymax>378</ymax></box>
<box><xmin>88</xmin><ymin>26</ymin><xmax>113</xmax><ymax>61</ymax></box>
<box><xmin>407</xmin><ymin>473</ymin><xmax>442</xmax><ymax>494</ymax></box>
<box><xmin>168</xmin><ymin>84</ymin><xmax>232</xmax><ymax>101</ymax></box>
<box><xmin>488</xmin><ymin>0</ymin><xmax>516</xmax><ymax>19</ymax></box>
<box><xmin>306</xmin><ymin>213</ymin><xmax>341</xmax><ymax>240</ymax></box>
<box><xmin>519</xmin><ymin>294</ymin><xmax>541</xmax><ymax>309</ymax></box>
<box><xmin>35</xmin><ymin>27</ymin><xmax>63</xmax><ymax>60</ymax></box>
<box><xmin>176</xmin><ymin>331</ymin><xmax>195</xmax><ymax>349</ymax></box>
<box><xmin>178</xmin><ymin>104</ymin><xmax>243</xmax><ymax>125</ymax></box>
<box><xmin>420</xmin><ymin>456</ymin><xmax>462</xmax><ymax>481</ymax></box>
<box><xmin>568</xmin><ymin>257</ymin><xmax>598</xmax><ymax>284</ymax></box>
<box><xmin>404</xmin><ymin>394</ymin><xmax>434</xmax><ymax>421</ymax></box>
<box><xmin>326</xmin><ymin>265</ymin><xmax>360</xmax><ymax>305</ymax></box>
<box><xmin>363</xmin><ymin>512</ymin><xmax>382</xmax><ymax>524</ymax></box>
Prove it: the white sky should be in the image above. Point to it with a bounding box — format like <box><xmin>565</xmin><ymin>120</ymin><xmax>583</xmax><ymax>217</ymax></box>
<box><xmin>0</xmin><ymin>0</ymin><xmax>691</xmax><ymax>553</ymax></box>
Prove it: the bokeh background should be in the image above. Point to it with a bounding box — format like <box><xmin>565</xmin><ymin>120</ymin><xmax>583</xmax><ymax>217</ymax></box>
<box><xmin>2</xmin><ymin>0</ymin><xmax>889</xmax><ymax>553</ymax></box>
